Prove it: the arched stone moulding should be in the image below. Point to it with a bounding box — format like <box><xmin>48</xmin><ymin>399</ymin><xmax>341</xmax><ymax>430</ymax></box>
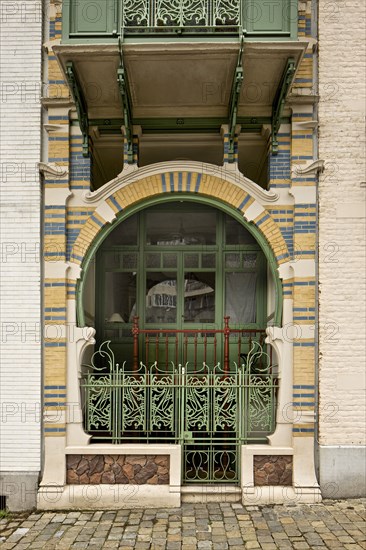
<box><xmin>39</xmin><ymin>162</ymin><xmax>319</xmax><ymax>507</ymax></box>
<box><xmin>67</xmin><ymin>161</ymin><xmax>289</xmax><ymax>434</ymax></box>
<box><xmin>83</xmin><ymin>161</ymin><xmax>280</xmax><ymax>205</ymax></box>
<box><xmin>71</xmin><ymin>162</ymin><xmax>289</xmax><ymax>292</ymax></box>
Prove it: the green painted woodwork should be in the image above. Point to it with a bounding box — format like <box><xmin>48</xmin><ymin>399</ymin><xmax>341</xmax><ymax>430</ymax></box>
<box><xmin>82</xmin><ymin>340</ymin><xmax>278</xmax><ymax>482</ymax></box>
<box><xmin>243</xmin><ymin>0</ymin><xmax>297</xmax><ymax>37</ymax></box>
<box><xmin>77</xmin><ymin>195</ymin><xmax>283</xmax><ymax>330</ymax></box>
<box><xmin>94</xmin><ymin>204</ymin><xmax>267</xmax><ymax>367</ymax></box>
<box><xmin>71</xmin><ymin>0</ymin><xmax>117</xmax><ymax>34</ymax></box>
<box><xmin>62</xmin><ymin>0</ymin><xmax>298</xmax><ymax>42</ymax></box>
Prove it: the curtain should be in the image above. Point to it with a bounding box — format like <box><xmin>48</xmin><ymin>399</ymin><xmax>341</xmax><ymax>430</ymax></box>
<box><xmin>225</xmin><ymin>272</ymin><xmax>257</xmax><ymax>324</ymax></box>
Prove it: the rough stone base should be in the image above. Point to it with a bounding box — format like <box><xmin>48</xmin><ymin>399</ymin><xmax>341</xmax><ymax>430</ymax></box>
<box><xmin>319</xmin><ymin>445</ymin><xmax>366</xmax><ymax>498</ymax></box>
<box><xmin>0</xmin><ymin>472</ymin><xmax>40</xmax><ymax>511</ymax></box>
<box><xmin>67</xmin><ymin>454</ymin><xmax>170</xmax><ymax>485</ymax></box>
<box><xmin>254</xmin><ymin>455</ymin><xmax>292</xmax><ymax>486</ymax></box>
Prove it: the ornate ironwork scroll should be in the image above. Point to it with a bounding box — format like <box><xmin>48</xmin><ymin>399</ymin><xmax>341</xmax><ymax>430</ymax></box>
<box><xmin>123</xmin><ymin>0</ymin><xmax>149</xmax><ymax>26</ymax></box>
<box><xmin>243</xmin><ymin>341</ymin><xmax>277</xmax><ymax>435</ymax></box>
<box><xmin>81</xmin><ymin>339</ymin><xmax>277</xmax><ymax>483</ymax></box>
<box><xmin>122</xmin><ymin>0</ymin><xmax>241</xmax><ymax>29</ymax></box>
<box><xmin>214</xmin><ymin>0</ymin><xmax>240</xmax><ymax>26</ymax></box>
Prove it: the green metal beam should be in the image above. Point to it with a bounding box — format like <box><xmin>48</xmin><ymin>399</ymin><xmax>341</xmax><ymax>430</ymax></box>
<box><xmin>86</xmin><ymin>116</ymin><xmax>291</xmax><ymax>135</ymax></box>
<box><xmin>65</xmin><ymin>62</ymin><xmax>89</xmax><ymax>157</ymax></box>
<box><xmin>271</xmin><ymin>57</ymin><xmax>296</xmax><ymax>154</ymax></box>
<box><xmin>117</xmin><ymin>39</ymin><xmax>134</xmax><ymax>163</ymax></box>
<box><xmin>227</xmin><ymin>39</ymin><xmax>244</xmax><ymax>162</ymax></box>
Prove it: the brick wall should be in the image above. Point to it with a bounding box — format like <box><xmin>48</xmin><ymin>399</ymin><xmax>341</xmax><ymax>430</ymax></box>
<box><xmin>318</xmin><ymin>0</ymin><xmax>366</xmax><ymax>446</ymax></box>
<box><xmin>0</xmin><ymin>1</ymin><xmax>42</xmax><ymax>472</ymax></box>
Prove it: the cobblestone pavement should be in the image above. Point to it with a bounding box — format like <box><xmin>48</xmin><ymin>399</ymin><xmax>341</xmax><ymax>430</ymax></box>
<box><xmin>0</xmin><ymin>499</ymin><xmax>364</xmax><ymax>549</ymax></box>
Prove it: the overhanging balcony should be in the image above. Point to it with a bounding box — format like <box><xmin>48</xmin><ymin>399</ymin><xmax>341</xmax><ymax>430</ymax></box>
<box><xmin>62</xmin><ymin>0</ymin><xmax>298</xmax><ymax>42</ymax></box>
<box><xmin>55</xmin><ymin>1</ymin><xmax>305</xmax><ymax>183</ymax></box>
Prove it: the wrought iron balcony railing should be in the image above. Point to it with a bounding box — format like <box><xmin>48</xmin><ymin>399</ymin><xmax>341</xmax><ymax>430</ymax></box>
<box><xmin>62</xmin><ymin>0</ymin><xmax>298</xmax><ymax>41</ymax></box>
<box><xmin>81</xmin><ymin>341</ymin><xmax>278</xmax><ymax>440</ymax></box>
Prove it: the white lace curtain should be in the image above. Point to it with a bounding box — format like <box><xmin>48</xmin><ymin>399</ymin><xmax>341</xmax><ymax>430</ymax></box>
<box><xmin>225</xmin><ymin>272</ymin><xmax>257</xmax><ymax>324</ymax></box>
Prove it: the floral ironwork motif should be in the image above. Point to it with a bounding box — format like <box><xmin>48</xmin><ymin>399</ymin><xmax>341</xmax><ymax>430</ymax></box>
<box><xmin>81</xmin><ymin>340</ymin><xmax>277</xmax><ymax>482</ymax></box>
<box><xmin>150</xmin><ymin>368</ymin><xmax>176</xmax><ymax>430</ymax></box>
<box><xmin>156</xmin><ymin>0</ymin><xmax>207</xmax><ymax>27</ymax></box>
<box><xmin>122</xmin><ymin>0</ymin><xmax>241</xmax><ymax>28</ymax></box>
<box><xmin>214</xmin><ymin>0</ymin><xmax>240</xmax><ymax>25</ymax></box>
<box><xmin>123</xmin><ymin>0</ymin><xmax>149</xmax><ymax>26</ymax></box>
<box><xmin>243</xmin><ymin>341</ymin><xmax>276</xmax><ymax>432</ymax></box>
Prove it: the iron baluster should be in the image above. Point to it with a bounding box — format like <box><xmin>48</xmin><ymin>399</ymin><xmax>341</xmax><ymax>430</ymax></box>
<box><xmin>224</xmin><ymin>316</ymin><xmax>230</xmax><ymax>373</ymax></box>
<box><xmin>184</xmin><ymin>334</ymin><xmax>188</xmax><ymax>368</ymax></box>
<box><xmin>132</xmin><ymin>316</ymin><xmax>139</xmax><ymax>371</ymax></box>
<box><xmin>194</xmin><ymin>333</ymin><xmax>198</xmax><ymax>372</ymax></box>
<box><xmin>174</xmin><ymin>333</ymin><xmax>178</xmax><ymax>372</ymax></box>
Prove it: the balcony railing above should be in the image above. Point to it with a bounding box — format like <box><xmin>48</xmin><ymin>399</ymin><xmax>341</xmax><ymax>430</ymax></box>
<box><xmin>62</xmin><ymin>0</ymin><xmax>298</xmax><ymax>41</ymax></box>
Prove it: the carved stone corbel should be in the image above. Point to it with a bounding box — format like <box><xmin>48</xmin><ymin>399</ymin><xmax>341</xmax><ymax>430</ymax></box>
<box><xmin>39</xmin><ymin>162</ymin><xmax>68</xmax><ymax>178</ymax></box>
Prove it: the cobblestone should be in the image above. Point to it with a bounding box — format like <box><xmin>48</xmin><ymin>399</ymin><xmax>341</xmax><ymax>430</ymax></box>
<box><xmin>0</xmin><ymin>500</ymin><xmax>364</xmax><ymax>549</ymax></box>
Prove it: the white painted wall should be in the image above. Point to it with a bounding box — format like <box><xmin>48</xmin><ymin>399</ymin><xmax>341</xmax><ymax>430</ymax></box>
<box><xmin>318</xmin><ymin>0</ymin><xmax>366</xmax><ymax>495</ymax></box>
<box><xmin>0</xmin><ymin>1</ymin><xmax>42</xmax><ymax>475</ymax></box>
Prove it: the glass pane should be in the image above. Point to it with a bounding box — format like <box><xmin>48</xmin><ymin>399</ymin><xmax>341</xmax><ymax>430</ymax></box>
<box><xmin>104</xmin><ymin>272</ymin><xmax>137</xmax><ymax>323</ymax></box>
<box><xmin>146</xmin><ymin>272</ymin><xmax>177</xmax><ymax>324</ymax></box>
<box><xmin>103</xmin><ymin>214</ymin><xmax>138</xmax><ymax>246</ymax></box>
<box><xmin>163</xmin><ymin>253</ymin><xmax>177</xmax><ymax>268</ymax></box>
<box><xmin>202</xmin><ymin>253</ymin><xmax>216</xmax><ymax>268</ymax></box>
<box><xmin>242</xmin><ymin>253</ymin><xmax>257</xmax><ymax>268</ymax></box>
<box><xmin>146</xmin><ymin>253</ymin><xmax>161</xmax><ymax>268</ymax></box>
<box><xmin>225</xmin><ymin>253</ymin><xmax>240</xmax><ymax>268</ymax></box>
<box><xmin>225</xmin><ymin>272</ymin><xmax>257</xmax><ymax>324</ymax></box>
<box><xmin>122</xmin><ymin>253</ymin><xmax>137</xmax><ymax>269</ymax></box>
<box><xmin>184</xmin><ymin>273</ymin><xmax>215</xmax><ymax>323</ymax></box>
<box><xmin>104</xmin><ymin>328</ymin><xmax>132</xmax><ymax>340</ymax></box>
<box><xmin>184</xmin><ymin>253</ymin><xmax>199</xmax><ymax>268</ymax></box>
<box><xmin>104</xmin><ymin>250</ymin><xmax>120</xmax><ymax>269</ymax></box>
<box><xmin>225</xmin><ymin>214</ymin><xmax>257</xmax><ymax>245</ymax></box>
<box><xmin>146</xmin><ymin>205</ymin><xmax>216</xmax><ymax>245</ymax></box>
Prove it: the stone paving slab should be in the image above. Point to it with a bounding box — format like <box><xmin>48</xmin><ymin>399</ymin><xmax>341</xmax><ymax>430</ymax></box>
<box><xmin>0</xmin><ymin>499</ymin><xmax>364</xmax><ymax>549</ymax></box>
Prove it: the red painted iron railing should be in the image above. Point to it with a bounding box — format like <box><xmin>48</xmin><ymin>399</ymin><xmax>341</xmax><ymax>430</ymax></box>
<box><xmin>132</xmin><ymin>316</ymin><xmax>271</xmax><ymax>371</ymax></box>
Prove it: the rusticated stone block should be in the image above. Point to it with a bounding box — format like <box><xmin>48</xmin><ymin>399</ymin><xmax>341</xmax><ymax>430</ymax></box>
<box><xmin>66</xmin><ymin>455</ymin><xmax>170</xmax><ymax>484</ymax></box>
<box><xmin>253</xmin><ymin>455</ymin><xmax>292</xmax><ymax>486</ymax></box>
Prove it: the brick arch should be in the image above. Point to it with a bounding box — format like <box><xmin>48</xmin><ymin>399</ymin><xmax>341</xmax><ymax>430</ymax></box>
<box><xmin>70</xmin><ymin>171</ymin><xmax>289</xmax><ymax>268</ymax></box>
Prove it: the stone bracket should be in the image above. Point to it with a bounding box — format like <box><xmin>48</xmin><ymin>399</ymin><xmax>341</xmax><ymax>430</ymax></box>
<box><xmin>65</xmin><ymin>61</ymin><xmax>89</xmax><ymax>157</ymax></box>
<box><xmin>271</xmin><ymin>58</ymin><xmax>296</xmax><ymax>154</ymax></box>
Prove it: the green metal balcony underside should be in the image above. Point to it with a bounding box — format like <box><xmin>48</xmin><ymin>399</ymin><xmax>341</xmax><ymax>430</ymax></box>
<box><xmin>62</xmin><ymin>0</ymin><xmax>298</xmax><ymax>43</ymax></box>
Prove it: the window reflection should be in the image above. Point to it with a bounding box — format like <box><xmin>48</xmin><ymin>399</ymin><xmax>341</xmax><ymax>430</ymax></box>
<box><xmin>184</xmin><ymin>273</ymin><xmax>215</xmax><ymax>323</ymax></box>
<box><xmin>145</xmin><ymin>273</ymin><xmax>177</xmax><ymax>323</ymax></box>
<box><xmin>146</xmin><ymin>210</ymin><xmax>216</xmax><ymax>245</ymax></box>
<box><xmin>104</xmin><ymin>272</ymin><xmax>136</xmax><ymax>323</ymax></box>
<box><xmin>144</xmin><ymin>273</ymin><xmax>215</xmax><ymax>324</ymax></box>
<box><xmin>225</xmin><ymin>215</ymin><xmax>257</xmax><ymax>245</ymax></box>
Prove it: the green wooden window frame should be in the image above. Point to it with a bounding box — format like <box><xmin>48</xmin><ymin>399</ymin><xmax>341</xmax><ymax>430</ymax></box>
<box><xmin>93</xmin><ymin>204</ymin><xmax>266</xmax><ymax>343</ymax></box>
<box><xmin>77</xmin><ymin>195</ymin><xmax>282</xmax><ymax>329</ymax></box>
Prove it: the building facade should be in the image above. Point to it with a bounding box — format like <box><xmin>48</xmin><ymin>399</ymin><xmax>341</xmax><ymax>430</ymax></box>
<box><xmin>0</xmin><ymin>0</ymin><xmax>365</xmax><ymax>510</ymax></box>
<box><xmin>318</xmin><ymin>0</ymin><xmax>366</xmax><ymax>497</ymax></box>
<box><xmin>0</xmin><ymin>0</ymin><xmax>43</xmax><ymax>511</ymax></box>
